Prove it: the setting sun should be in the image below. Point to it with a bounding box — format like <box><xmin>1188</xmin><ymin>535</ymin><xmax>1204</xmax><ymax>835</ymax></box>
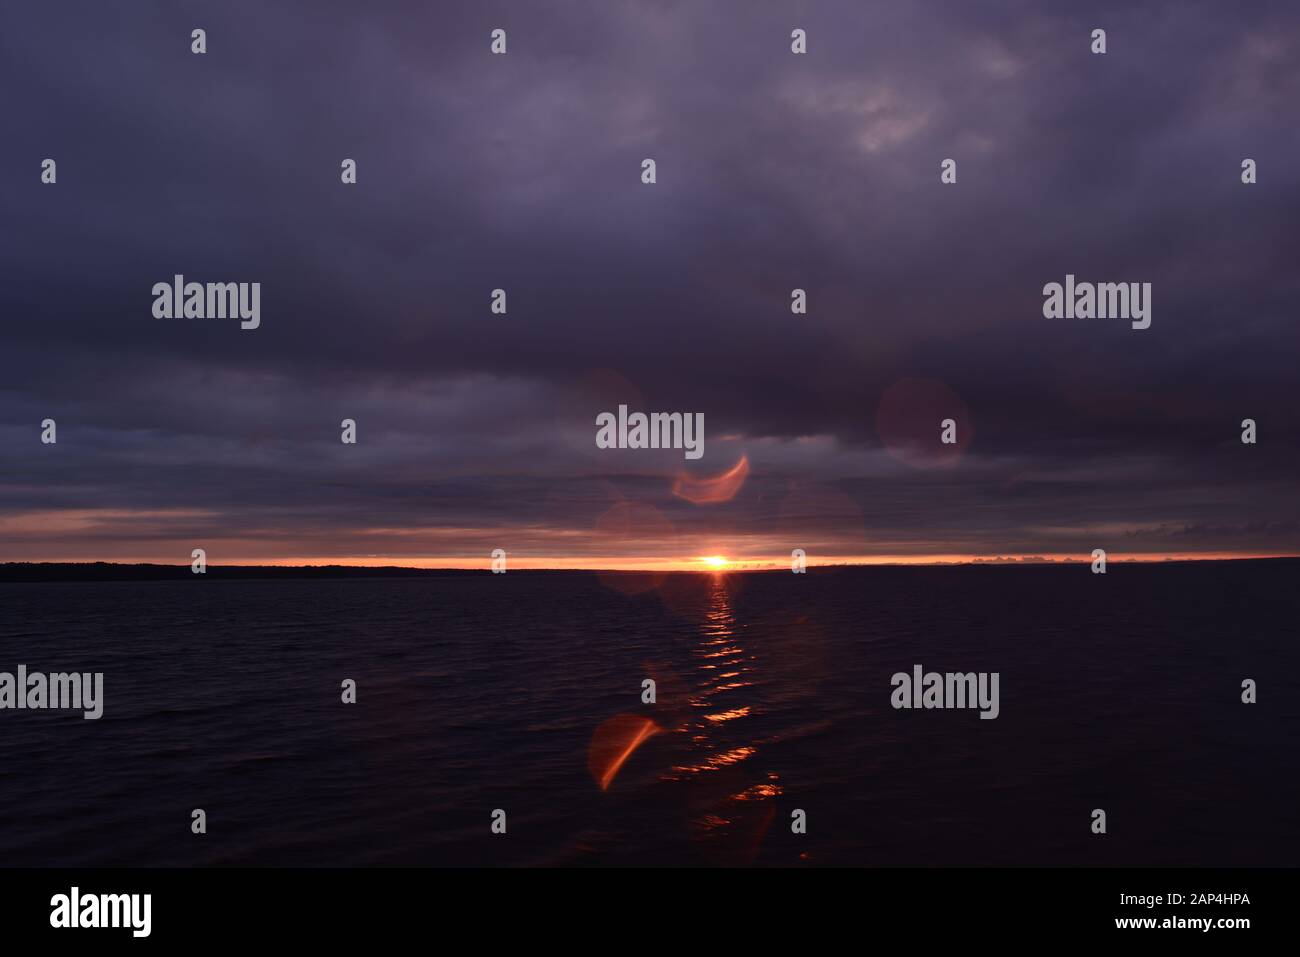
<box><xmin>699</xmin><ymin>555</ymin><xmax>730</xmax><ymax>570</ymax></box>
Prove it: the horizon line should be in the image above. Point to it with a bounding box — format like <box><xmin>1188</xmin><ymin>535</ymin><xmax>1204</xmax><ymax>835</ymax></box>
<box><xmin>3</xmin><ymin>552</ymin><xmax>1297</xmax><ymax>573</ymax></box>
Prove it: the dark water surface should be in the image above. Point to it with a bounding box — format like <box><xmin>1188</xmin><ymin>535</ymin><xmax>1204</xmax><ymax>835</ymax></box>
<box><xmin>1</xmin><ymin>562</ymin><xmax>1296</xmax><ymax>866</ymax></box>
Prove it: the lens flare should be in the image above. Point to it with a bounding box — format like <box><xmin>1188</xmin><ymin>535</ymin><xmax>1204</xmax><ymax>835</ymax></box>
<box><xmin>672</xmin><ymin>455</ymin><xmax>750</xmax><ymax>504</ymax></box>
<box><xmin>587</xmin><ymin>714</ymin><xmax>662</xmax><ymax>792</ymax></box>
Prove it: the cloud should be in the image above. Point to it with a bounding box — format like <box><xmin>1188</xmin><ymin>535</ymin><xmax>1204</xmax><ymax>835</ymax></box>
<box><xmin>1</xmin><ymin>0</ymin><xmax>1298</xmax><ymax>562</ymax></box>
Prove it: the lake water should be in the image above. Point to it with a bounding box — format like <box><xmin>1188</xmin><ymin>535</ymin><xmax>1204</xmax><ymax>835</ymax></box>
<box><xmin>0</xmin><ymin>562</ymin><xmax>1296</xmax><ymax>866</ymax></box>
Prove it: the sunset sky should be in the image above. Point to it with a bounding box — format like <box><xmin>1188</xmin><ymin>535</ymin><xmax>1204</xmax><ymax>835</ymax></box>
<box><xmin>1</xmin><ymin>1</ymin><xmax>1297</xmax><ymax>569</ymax></box>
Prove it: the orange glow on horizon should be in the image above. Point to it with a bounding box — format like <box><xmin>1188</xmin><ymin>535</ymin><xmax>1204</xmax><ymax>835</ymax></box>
<box><xmin>145</xmin><ymin>551</ymin><xmax>1300</xmax><ymax>570</ymax></box>
<box><xmin>9</xmin><ymin>552</ymin><xmax>1297</xmax><ymax>571</ymax></box>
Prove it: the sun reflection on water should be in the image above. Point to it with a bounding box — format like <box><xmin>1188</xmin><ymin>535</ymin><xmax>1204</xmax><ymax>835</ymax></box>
<box><xmin>661</xmin><ymin>575</ymin><xmax>783</xmax><ymax>861</ymax></box>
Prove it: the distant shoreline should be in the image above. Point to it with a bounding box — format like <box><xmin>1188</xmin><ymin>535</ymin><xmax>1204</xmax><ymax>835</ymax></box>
<box><xmin>0</xmin><ymin>557</ymin><xmax>1295</xmax><ymax>582</ymax></box>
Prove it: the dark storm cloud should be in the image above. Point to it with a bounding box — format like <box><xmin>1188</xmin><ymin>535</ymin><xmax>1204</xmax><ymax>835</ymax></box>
<box><xmin>1</xmin><ymin>0</ymin><xmax>1297</xmax><ymax>561</ymax></box>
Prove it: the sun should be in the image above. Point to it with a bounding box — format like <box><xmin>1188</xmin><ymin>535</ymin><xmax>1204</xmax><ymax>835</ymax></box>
<box><xmin>699</xmin><ymin>555</ymin><xmax>730</xmax><ymax>570</ymax></box>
